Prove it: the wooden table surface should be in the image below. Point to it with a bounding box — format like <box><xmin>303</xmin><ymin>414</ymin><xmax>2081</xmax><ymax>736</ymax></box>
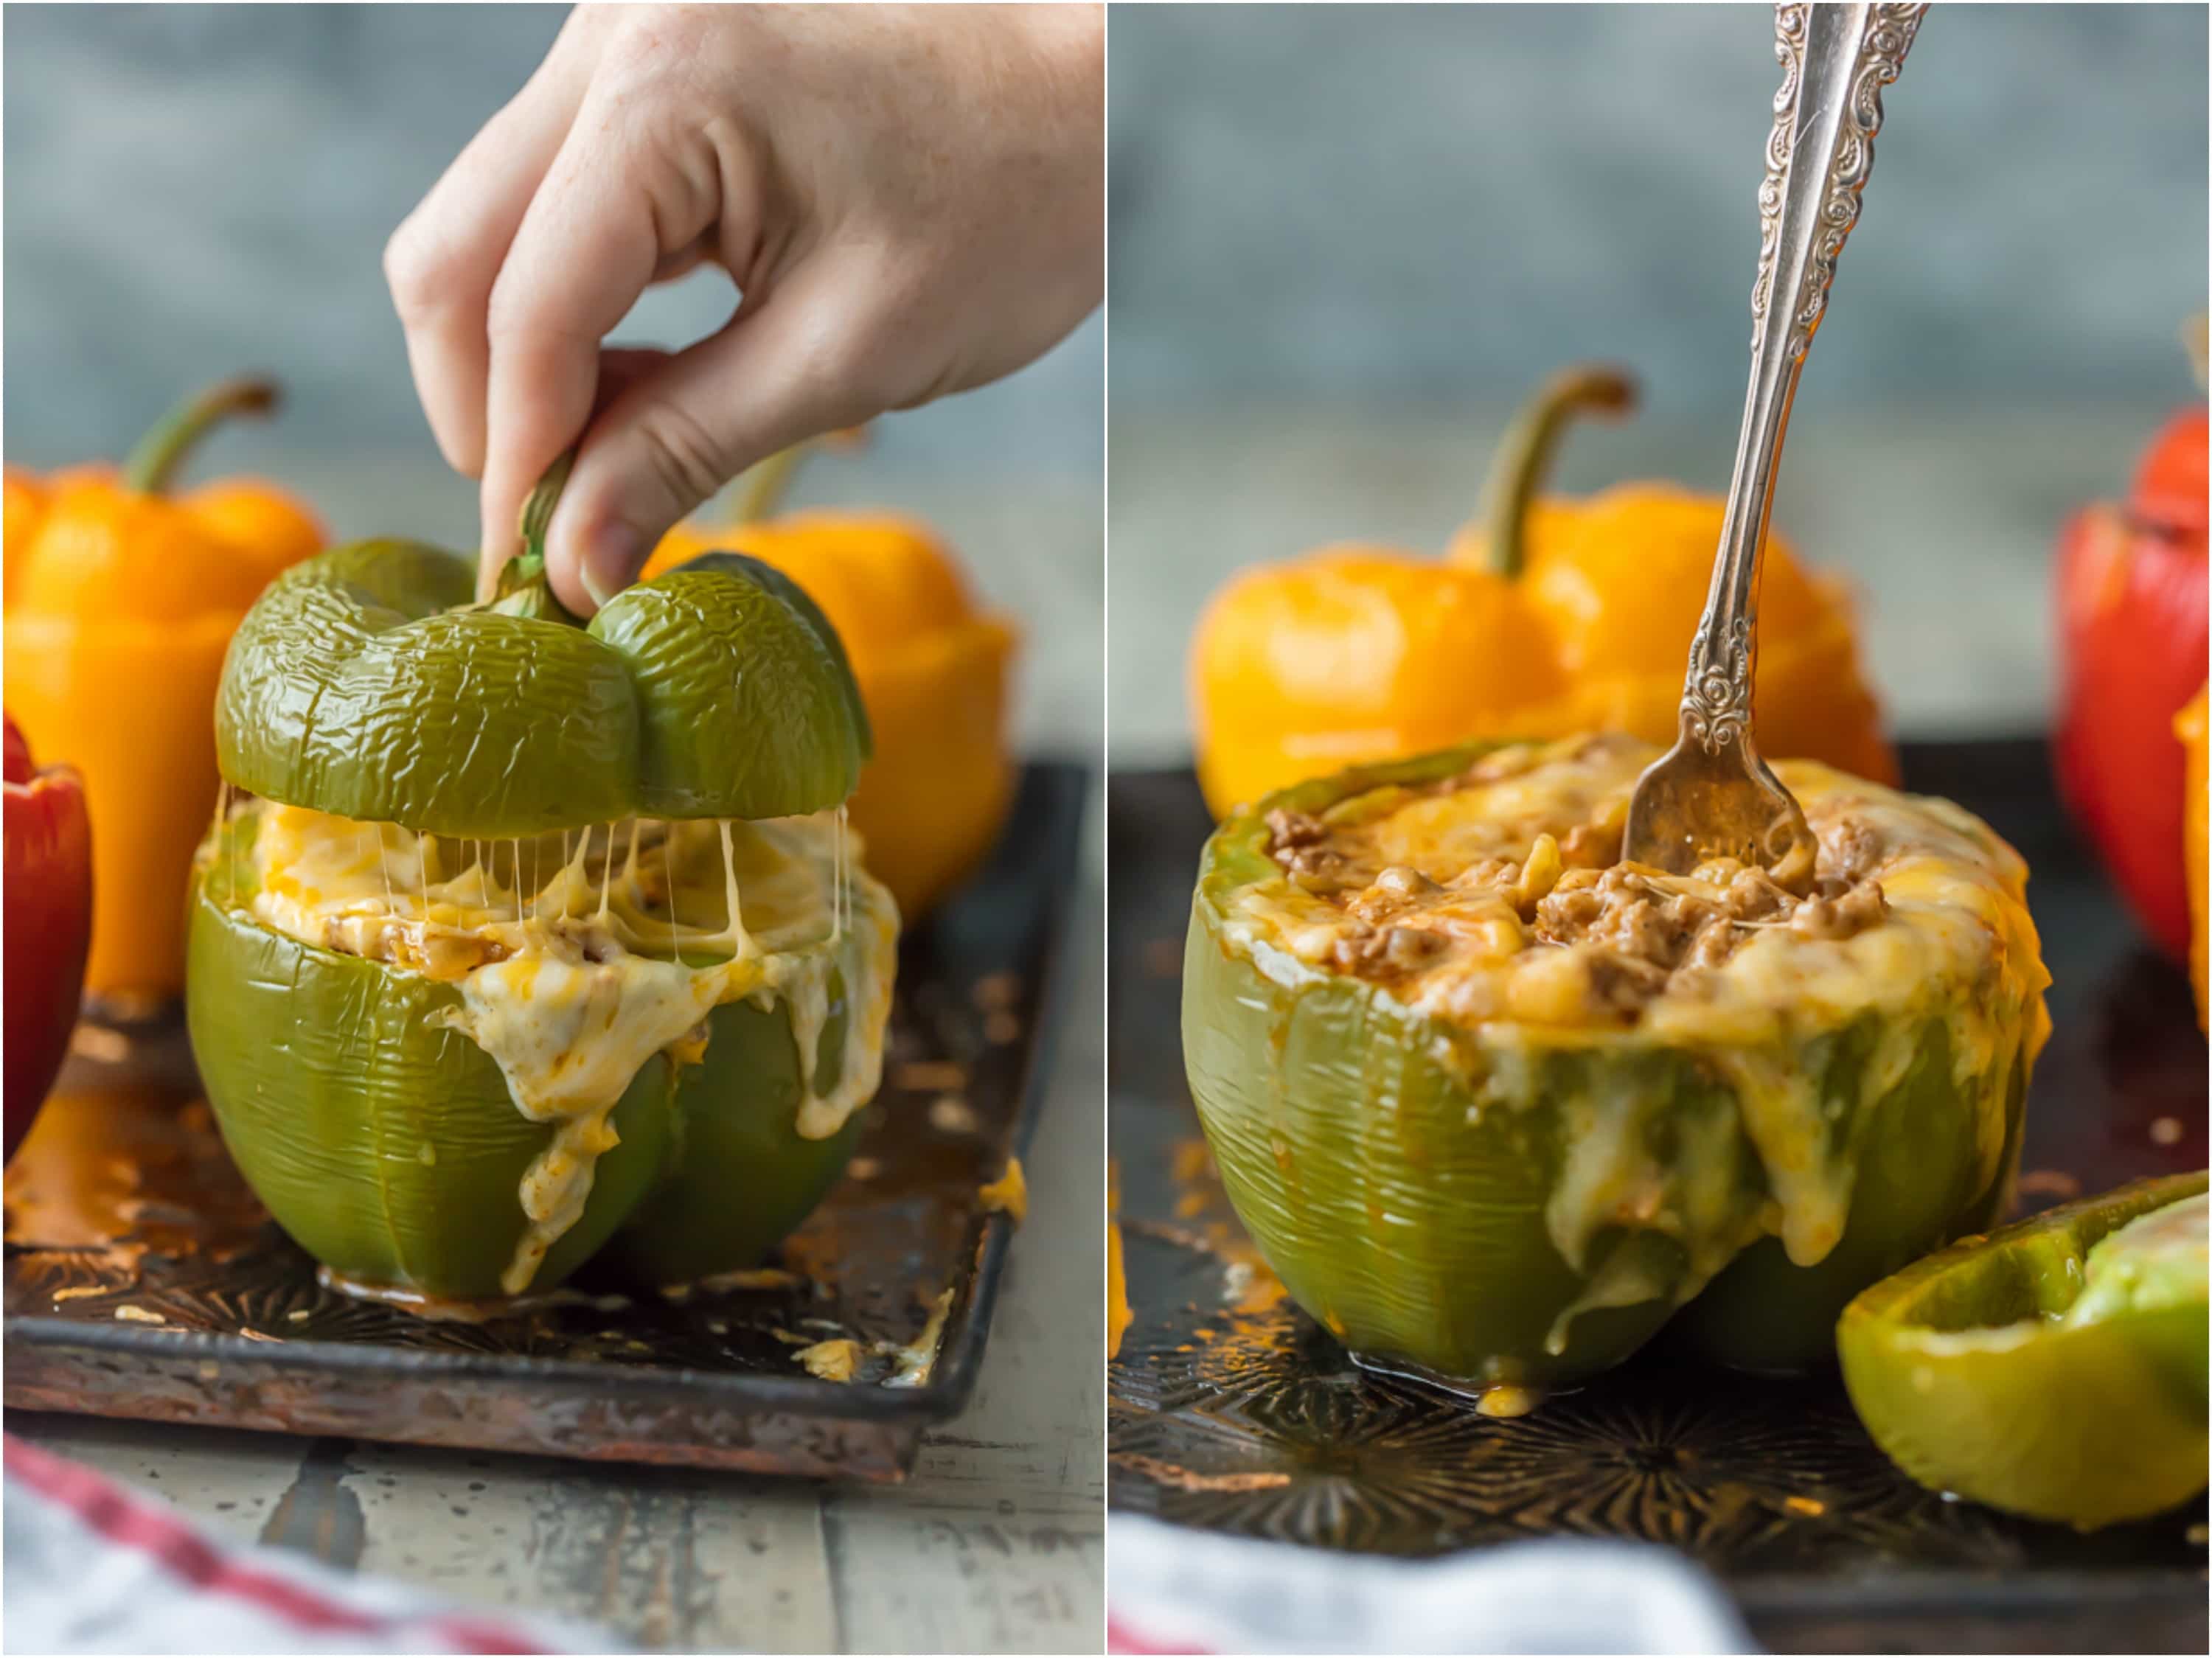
<box><xmin>8</xmin><ymin>874</ymin><xmax>1107</xmax><ymax>1657</ymax></box>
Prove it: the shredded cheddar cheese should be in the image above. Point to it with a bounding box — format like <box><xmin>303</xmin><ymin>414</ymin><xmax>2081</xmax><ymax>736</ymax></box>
<box><xmin>978</xmin><ymin>1157</ymin><xmax>1028</xmax><ymax>1225</ymax></box>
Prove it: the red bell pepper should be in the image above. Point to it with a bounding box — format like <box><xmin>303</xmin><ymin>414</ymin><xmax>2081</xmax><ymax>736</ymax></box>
<box><xmin>4</xmin><ymin>712</ymin><xmax>91</xmax><ymax>1157</ymax></box>
<box><xmin>2054</xmin><ymin>404</ymin><xmax>2210</xmax><ymax>964</ymax></box>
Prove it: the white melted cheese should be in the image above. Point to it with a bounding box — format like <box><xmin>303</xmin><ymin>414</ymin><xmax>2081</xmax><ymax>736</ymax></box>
<box><xmin>244</xmin><ymin>801</ymin><xmax>898</xmax><ymax>1295</ymax></box>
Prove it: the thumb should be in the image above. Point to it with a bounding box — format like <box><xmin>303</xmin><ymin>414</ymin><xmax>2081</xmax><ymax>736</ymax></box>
<box><xmin>545</xmin><ymin>275</ymin><xmax>878</xmax><ymax>616</ymax></box>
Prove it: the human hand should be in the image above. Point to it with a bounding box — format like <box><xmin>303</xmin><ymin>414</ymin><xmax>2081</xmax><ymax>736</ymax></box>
<box><xmin>385</xmin><ymin>2</ymin><xmax>1102</xmax><ymax>612</ymax></box>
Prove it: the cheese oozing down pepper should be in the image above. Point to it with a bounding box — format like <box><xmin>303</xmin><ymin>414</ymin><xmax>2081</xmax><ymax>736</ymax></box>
<box><xmin>1221</xmin><ymin>734</ymin><xmax>2044</xmax><ymax>1291</ymax></box>
<box><xmin>1208</xmin><ymin>732</ymin><xmax>2051</xmax><ymax>1356</ymax></box>
<box><xmin>240</xmin><ymin>796</ymin><xmax>897</xmax><ymax>1294</ymax></box>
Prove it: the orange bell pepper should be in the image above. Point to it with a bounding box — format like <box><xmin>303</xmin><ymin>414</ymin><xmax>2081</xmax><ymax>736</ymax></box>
<box><xmin>3</xmin><ymin>378</ymin><xmax>324</xmax><ymax>1009</ymax></box>
<box><xmin>2179</xmin><ymin>683</ymin><xmax>2208</xmax><ymax>1029</ymax></box>
<box><xmin>1189</xmin><ymin>366</ymin><xmax>1897</xmax><ymax>818</ymax></box>
<box><xmin>641</xmin><ymin>442</ymin><xmax>1019</xmax><ymax>918</ymax></box>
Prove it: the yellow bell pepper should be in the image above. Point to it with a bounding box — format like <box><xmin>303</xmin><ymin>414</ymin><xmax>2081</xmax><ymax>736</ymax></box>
<box><xmin>2178</xmin><ymin>683</ymin><xmax>2208</xmax><ymax>1029</ymax></box>
<box><xmin>4</xmin><ymin>378</ymin><xmax>324</xmax><ymax>1009</ymax></box>
<box><xmin>1189</xmin><ymin>366</ymin><xmax>1897</xmax><ymax>818</ymax></box>
<box><xmin>641</xmin><ymin>446</ymin><xmax>1019</xmax><ymax>918</ymax></box>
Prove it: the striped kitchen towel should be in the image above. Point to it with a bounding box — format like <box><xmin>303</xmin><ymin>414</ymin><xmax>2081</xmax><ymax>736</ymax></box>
<box><xmin>1107</xmin><ymin>1514</ymin><xmax>1755</xmax><ymax>1654</ymax></box>
<box><xmin>3</xmin><ymin>1434</ymin><xmax>619</xmax><ymax>1655</ymax></box>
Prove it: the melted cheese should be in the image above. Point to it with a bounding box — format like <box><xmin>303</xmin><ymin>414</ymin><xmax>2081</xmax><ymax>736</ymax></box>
<box><xmin>796</xmin><ymin>1337</ymin><xmax>865</xmax><ymax>1381</ymax></box>
<box><xmin>240</xmin><ymin>800</ymin><xmax>898</xmax><ymax>1295</ymax></box>
<box><xmin>978</xmin><ymin>1157</ymin><xmax>1029</xmax><ymax>1225</ymax></box>
<box><xmin>1231</xmin><ymin>736</ymin><xmax>2046</xmax><ymax>1048</ymax></box>
<box><xmin>1227</xmin><ymin>734</ymin><xmax>2052</xmax><ymax>1331</ymax></box>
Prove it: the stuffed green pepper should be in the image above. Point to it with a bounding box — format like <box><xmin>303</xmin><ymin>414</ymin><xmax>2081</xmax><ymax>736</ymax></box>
<box><xmin>1183</xmin><ymin>732</ymin><xmax>2048</xmax><ymax>1408</ymax></box>
<box><xmin>187</xmin><ymin>476</ymin><xmax>898</xmax><ymax>1309</ymax></box>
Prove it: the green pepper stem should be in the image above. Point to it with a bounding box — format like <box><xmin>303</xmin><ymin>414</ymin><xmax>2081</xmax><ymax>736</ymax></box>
<box><xmin>518</xmin><ymin>447</ymin><xmax>577</xmax><ymax>562</ymax></box>
<box><xmin>736</xmin><ymin>445</ymin><xmax>811</xmax><ymax>523</ymax></box>
<box><xmin>122</xmin><ymin>375</ymin><xmax>281</xmax><ymax>495</ymax></box>
<box><xmin>1473</xmin><ymin>366</ymin><xmax>1639</xmax><ymax>579</ymax></box>
<box><xmin>731</xmin><ymin>425</ymin><xmax>872</xmax><ymax>523</ymax></box>
<box><xmin>490</xmin><ymin>449</ymin><xmax>585</xmax><ymax>624</ymax></box>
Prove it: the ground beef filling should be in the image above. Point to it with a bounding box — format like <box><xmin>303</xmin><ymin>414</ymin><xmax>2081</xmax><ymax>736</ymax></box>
<box><xmin>310</xmin><ymin>912</ymin><xmax>630</xmax><ymax>980</ymax></box>
<box><xmin>316</xmin><ymin>913</ymin><xmax>513</xmax><ymax>978</ymax></box>
<box><xmin>263</xmin><ymin>816</ymin><xmax>683</xmax><ymax>983</ymax></box>
<box><xmin>1264</xmin><ymin>798</ymin><xmax>1891</xmax><ymax>1016</ymax></box>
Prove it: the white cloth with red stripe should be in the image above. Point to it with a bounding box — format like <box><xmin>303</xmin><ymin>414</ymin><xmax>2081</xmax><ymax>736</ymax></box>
<box><xmin>1106</xmin><ymin>1514</ymin><xmax>1755</xmax><ymax>1655</ymax></box>
<box><xmin>4</xmin><ymin>1435</ymin><xmax>619</xmax><ymax>1655</ymax></box>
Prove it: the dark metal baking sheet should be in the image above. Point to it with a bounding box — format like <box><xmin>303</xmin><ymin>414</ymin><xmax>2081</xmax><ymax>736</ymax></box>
<box><xmin>1107</xmin><ymin>740</ymin><xmax>2208</xmax><ymax>1654</ymax></box>
<box><xmin>4</xmin><ymin>761</ymin><xmax>1088</xmax><ymax>1483</ymax></box>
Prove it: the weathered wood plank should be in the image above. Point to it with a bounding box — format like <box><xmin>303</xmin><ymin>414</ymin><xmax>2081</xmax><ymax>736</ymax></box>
<box><xmin>825</xmin><ymin>894</ymin><xmax>1105</xmax><ymax>1655</ymax></box>
<box><xmin>6</xmin><ymin>1413</ymin><xmax>307</xmax><ymax>1550</ymax></box>
<box><xmin>344</xmin><ymin>1440</ymin><xmax>841</xmax><ymax>1652</ymax></box>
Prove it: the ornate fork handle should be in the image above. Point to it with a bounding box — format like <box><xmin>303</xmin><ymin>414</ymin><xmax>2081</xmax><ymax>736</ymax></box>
<box><xmin>1681</xmin><ymin>2</ymin><xmax>1924</xmax><ymax>754</ymax></box>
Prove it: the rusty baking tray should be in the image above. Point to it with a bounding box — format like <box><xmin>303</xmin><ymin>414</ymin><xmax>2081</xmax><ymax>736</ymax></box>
<box><xmin>1108</xmin><ymin>739</ymin><xmax>2208</xmax><ymax>1655</ymax></box>
<box><xmin>4</xmin><ymin>759</ymin><xmax>1086</xmax><ymax>1483</ymax></box>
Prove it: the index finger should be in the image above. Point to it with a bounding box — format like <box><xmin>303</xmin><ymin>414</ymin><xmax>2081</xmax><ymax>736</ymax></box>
<box><xmin>474</xmin><ymin>100</ymin><xmax>710</xmax><ymax>590</ymax></box>
<box><xmin>383</xmin><ymin>10</ymin><xmax>599</xmax><ymax>478</ymax></box>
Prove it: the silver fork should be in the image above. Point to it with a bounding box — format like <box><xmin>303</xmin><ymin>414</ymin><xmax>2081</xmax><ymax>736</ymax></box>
<box><xmin>1622</xmin><ymin>2</ymin><xmax>1926</xmax><ymax>882</ymax></box>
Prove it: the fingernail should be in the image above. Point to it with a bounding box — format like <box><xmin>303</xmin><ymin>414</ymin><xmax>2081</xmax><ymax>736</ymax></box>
<box><xmin>580</xmin><ymin>520</ymin><xmax>640</xmax><ymax>612</ymax></box>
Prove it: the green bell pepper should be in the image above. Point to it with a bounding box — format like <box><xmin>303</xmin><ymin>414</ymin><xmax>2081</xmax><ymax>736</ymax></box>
<box><xmin>216</xmin><ymin>537</ymin><xmax>871</xmax><ymax>837</ymax></box>
<box><xmin>605</xmin><ymin>973</ymin><xmax>866</xmax><ymax>1289</ymax></box>
<box><xmin>187</xmin><ymin>862</ymin><xmax>675</xmax><ymax>1300</ymax></box>
<box><xmin>1839</xmin><ymin>1171</ymin><xmax>2208</xmax><ymax>1529</ymax></box>
<box><xmin>1182</xmin><ymin>739</ymin><xmax>2045</xmax><ymax>1401</ymax></box>
<box><xmin>188</xmin><ymin>467</ymin><xmax>897</xmax><ymax>1306</ymax></box>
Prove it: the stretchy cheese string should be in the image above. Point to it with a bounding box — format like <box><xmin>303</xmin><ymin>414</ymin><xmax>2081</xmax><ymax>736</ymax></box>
<box><xmin>358</xmin><ymin>825</ymin><xmax>380</xmax><ymax>920</ymax></box>
<box><xmin>218</xmin><ymin>781</ymin><xmax>234</xmax><ymax>909</ymax></box>
<box><xmin>665</xmin><ymin>825</ymin><xmax>684</xmax><ymax>968</ymax></box>
<box><xmin>376</xmin><ymin>822</ymin><xmax>397</xmax><ymax>919</ymax></box>
<box><xmin>834</xmin><ymin>804</ymin><xmax>849</xmax><ymax>942</ymax></box>
<box><xmin>718</xmin><ymin>819</ymin><xmax>748</xmax><ymax>959</ymax></box>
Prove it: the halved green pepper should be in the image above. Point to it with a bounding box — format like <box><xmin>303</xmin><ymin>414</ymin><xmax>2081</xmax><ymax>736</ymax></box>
<box><xmin>216</xmin><ymin>534</ymin><xmax>871</xmax><ymax>835</ymax></box>
<box><xmin>1838</xmin><ymin>1171</ymin><xmax>2208</xmax><ymax>1529</ymax></box>
<box><xmin>187</xmin><ymin>473</ymin><xmax>896</xmax><ymax>1306</ymax></box>
<box><xmin>1183</xmin><ymin>739</ymin><xmax>2045</xmax><ymax>1399</ymax></box>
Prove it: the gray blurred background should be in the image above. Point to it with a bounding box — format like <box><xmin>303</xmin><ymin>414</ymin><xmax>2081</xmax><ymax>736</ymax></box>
<box><xmin>10</xmin><ymin>4</ymin><xmax>2208</xmax><ymax>764</ymax></box>
<box><xmin>3</xmin><ymin>2</ymin><xmax>1102</xmax><ymax>756</ymax></box>
<box><xmin>1109</xmin><ymin>2</ymin><xmax>2209</xmax><ymax>759</ymax></box>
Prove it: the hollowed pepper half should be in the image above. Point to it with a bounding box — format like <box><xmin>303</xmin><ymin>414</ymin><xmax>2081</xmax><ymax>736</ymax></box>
<box><xmin>1840</xmin><ymin>1171</ymin><xmax>2207</xmax><ymax>1529</ymax></box>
